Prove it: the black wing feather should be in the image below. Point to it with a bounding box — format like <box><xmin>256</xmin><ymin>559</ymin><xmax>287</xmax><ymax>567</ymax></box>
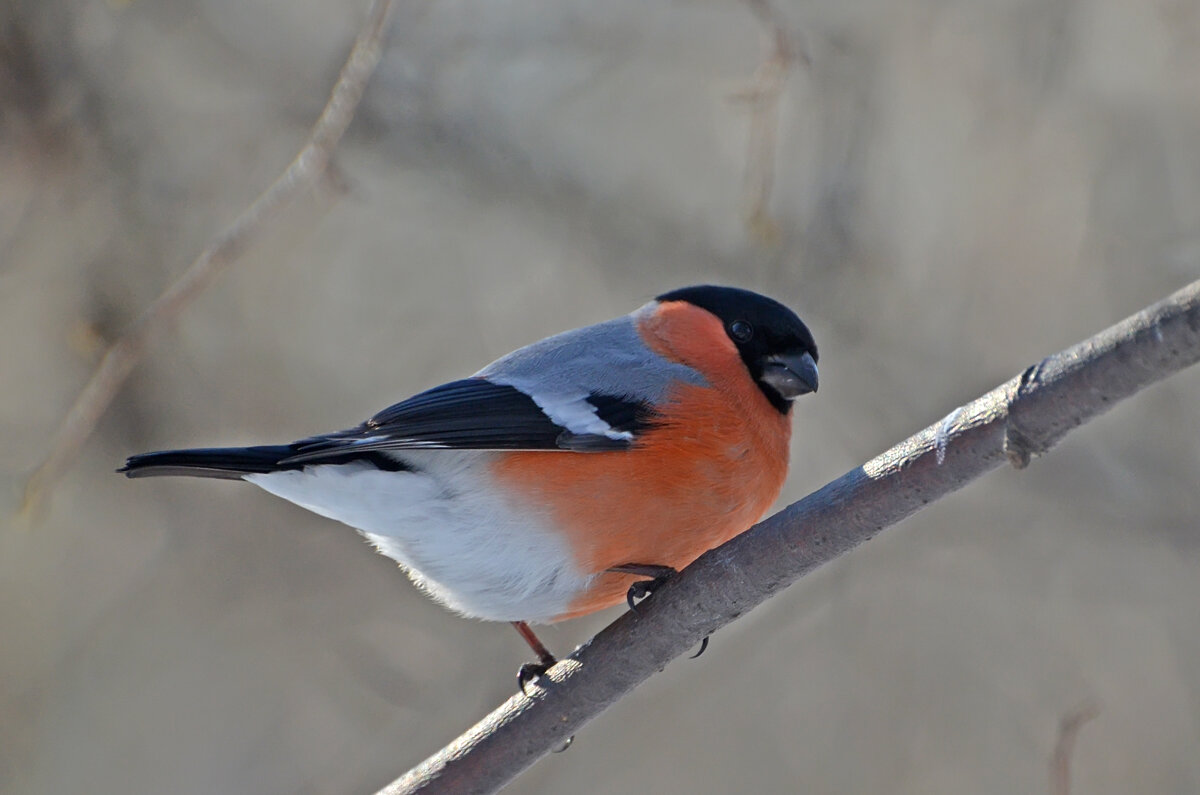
<box><xmin>584</xmin><ymin>393</ymin><xmax>659</xmax><ymax>437</ymax></box>
<box><xmin>281</xmin><ymin>378</ymin><xmax>644</xmax><ymax>463</ymax></box>
<box><xmin>366</xmin><ymin>379</ymin><xmax>566</xmax><ymax>446</ymax></box>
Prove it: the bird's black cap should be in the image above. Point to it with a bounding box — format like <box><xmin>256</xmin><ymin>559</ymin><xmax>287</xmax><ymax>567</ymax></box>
<box><xmin>657</xmin><ymin>285</ymin><xmax>818</xmax><ymax>413</ymax></box>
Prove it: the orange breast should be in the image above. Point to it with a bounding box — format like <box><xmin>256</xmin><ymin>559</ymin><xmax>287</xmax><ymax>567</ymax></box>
<box><xmin>490</xmin><ymin>301</ymin><xmax>792</xmax><ymax>621</ymax></box>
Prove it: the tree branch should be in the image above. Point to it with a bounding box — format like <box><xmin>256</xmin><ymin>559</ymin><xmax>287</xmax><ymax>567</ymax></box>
<box><xmin>1051</xmin><ymin>700</ymin><xmax>1100</xmax><ymax>795</ymax></box>
<box><xmin>378</xmin><ymin>278</ymin><xmax>1200</xmax><ymax>795</ymax></box>
<box><xmin>731</xmin><ymin>0</ymin><xmax>806</xmax><ymax>245</ymax></box>
<box><xmin>19</xmin><ymin>0</ymin><xmax>396</xmax><ymax>518</ymax></box>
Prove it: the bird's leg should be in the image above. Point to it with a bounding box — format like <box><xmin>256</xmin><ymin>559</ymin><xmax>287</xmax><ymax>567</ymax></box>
<box><xmin>512</xmin><ymin>620</ymin><xmax>557</xmax><ymax>695</ymax></box>
<box><xmin>607</xmin><ymin>563</ymin><xmax>710</xmax><ymax>659</ymax></box>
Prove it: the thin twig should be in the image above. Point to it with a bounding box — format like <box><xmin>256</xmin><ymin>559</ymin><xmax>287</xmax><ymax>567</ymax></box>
<box><xmin>19</xmin><ymin>0</ymin><xmax>396</xmax><ymax>519</ymax></box>
<box><xmin>377</xmin><ymin>279</ymin><xmax>1200</xmax><ymax>795</ymax></box>
<box><xmin>732</xmin><ymin>0</ymin><xmax>806</xmax><ymax>244</ymax></box>
<box><xmin>1051</xmin><ymin>700</ymin><xmax>1100</xmax><ymax>795</ymax></box>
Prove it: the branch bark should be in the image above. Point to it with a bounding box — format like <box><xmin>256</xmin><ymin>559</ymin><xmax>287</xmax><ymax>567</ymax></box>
<box><xmin>20</xmin><ymin>0</ymin><xmax>396</xmax><ymax>518</ymax></box>
<box><xmin>379</xmin><ymin>278</ymin><xmax>1200</xmax><ymax>795</ymax></box>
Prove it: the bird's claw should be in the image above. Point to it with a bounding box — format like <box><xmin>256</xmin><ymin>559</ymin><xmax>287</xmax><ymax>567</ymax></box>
<box><xmin>517</xmin><ymin>660</ymin><xmax>554</xmax><ymax>696</ymax></box>
<box><xmin>625</xmin><ymin>578</ymin><xmax>661</xmax><ymax>610</ymax></box>
<box><xmin>609</xmin><ymin>563</ymin><xmax>679</xmax><ymax>611</ymax></box>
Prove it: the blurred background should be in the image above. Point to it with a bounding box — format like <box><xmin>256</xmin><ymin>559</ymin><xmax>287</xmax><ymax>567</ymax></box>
<box><xmin>2</xmin><ymin>1</ymin><xmax>1199</xmax><ymax>793</ymax></box>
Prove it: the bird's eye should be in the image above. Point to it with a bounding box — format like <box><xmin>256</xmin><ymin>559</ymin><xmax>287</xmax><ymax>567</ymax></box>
<box><xmin>729</xmin><ymin>320</ymin><xmax>754</xmax><ymax>343</ymax></box>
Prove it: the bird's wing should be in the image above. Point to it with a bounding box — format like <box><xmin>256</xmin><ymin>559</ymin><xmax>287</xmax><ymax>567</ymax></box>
<box><xmin>281</xmin><ymin>377</ymin><xmax>658</xmax><ymax>463</ymax></box>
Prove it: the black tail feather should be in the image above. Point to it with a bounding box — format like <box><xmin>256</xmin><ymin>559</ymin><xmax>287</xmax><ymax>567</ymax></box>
<box><xmin>119</xmin><ymin>445</ymin><xmax>300</xmax><ymax>479</ymax></box>
<box><xmin>119</xmin><ymin>443</ymin><xmax>411</xmax><ymax>479</ymax></box>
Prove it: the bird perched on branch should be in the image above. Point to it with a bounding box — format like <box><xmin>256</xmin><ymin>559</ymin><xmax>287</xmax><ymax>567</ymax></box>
<box><xmin>120</xmin><ymin>285</ymin><xmax>819</xmax><ymax>690</ymax></box>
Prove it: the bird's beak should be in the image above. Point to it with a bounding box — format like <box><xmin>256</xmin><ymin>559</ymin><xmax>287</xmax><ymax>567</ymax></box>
<box><xmin>759</xmin><ymin>351</ymin><xmax>819</xmax><ymax>399</ymax></box>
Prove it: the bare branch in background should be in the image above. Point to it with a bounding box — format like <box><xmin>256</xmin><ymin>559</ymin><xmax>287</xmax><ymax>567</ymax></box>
<box><xmin>732</xmin><ymin>0</ymin><xmax>807</xmax><ymax>245</ymax></box>
<box><xmin>19</xmin><ymin>0</ymin><xmax>396</xmax><ymax>519</ymax></box>
<box><xmin>376</xmin><ymin>279</ymin><xmax>1200</xmax><ymax>794</ymax></box>
<box><xmin>1051</xmin><ymin>700</ymin><xmax>1100</xmax><ymax>795</ymax></box>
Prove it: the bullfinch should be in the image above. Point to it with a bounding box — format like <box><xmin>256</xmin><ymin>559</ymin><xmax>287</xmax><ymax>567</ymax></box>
<box><xmin>120</xmin><ymin>285</ymin><xmax>819</xmax><ymax>688</ymax></box>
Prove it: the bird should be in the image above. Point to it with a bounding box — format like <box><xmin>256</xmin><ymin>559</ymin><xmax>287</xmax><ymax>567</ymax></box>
<box><xmin>120</xmin><ymin>285</ymin><xmax>819</xmax><ymax>690</ymax></box>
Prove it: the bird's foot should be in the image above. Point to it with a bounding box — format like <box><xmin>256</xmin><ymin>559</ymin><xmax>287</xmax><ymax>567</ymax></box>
<box><xmin>608</xmin><ymin>563</ymin><xmax>678</xmax><ymax>610</ymax></box>
<box><xmin>517</xmin><ymin>659</ymin><xmax>557</xmax><ymax>696</ymax></box>
<box><xmin>608</xmin><ymin>563</ymin><xmax>710</xmax><ymax>658</ymax></box>
<box><xmin>512</xmin><ymin>620</ymin><xmax>558</xmax><ymax>696</ymax></box>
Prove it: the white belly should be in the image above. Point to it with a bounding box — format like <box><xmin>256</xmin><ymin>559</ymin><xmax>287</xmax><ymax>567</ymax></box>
<box><xmin>245</xmin><ymin>451</ymin><xmax>589</xmax><ymax>623</ymax></box>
